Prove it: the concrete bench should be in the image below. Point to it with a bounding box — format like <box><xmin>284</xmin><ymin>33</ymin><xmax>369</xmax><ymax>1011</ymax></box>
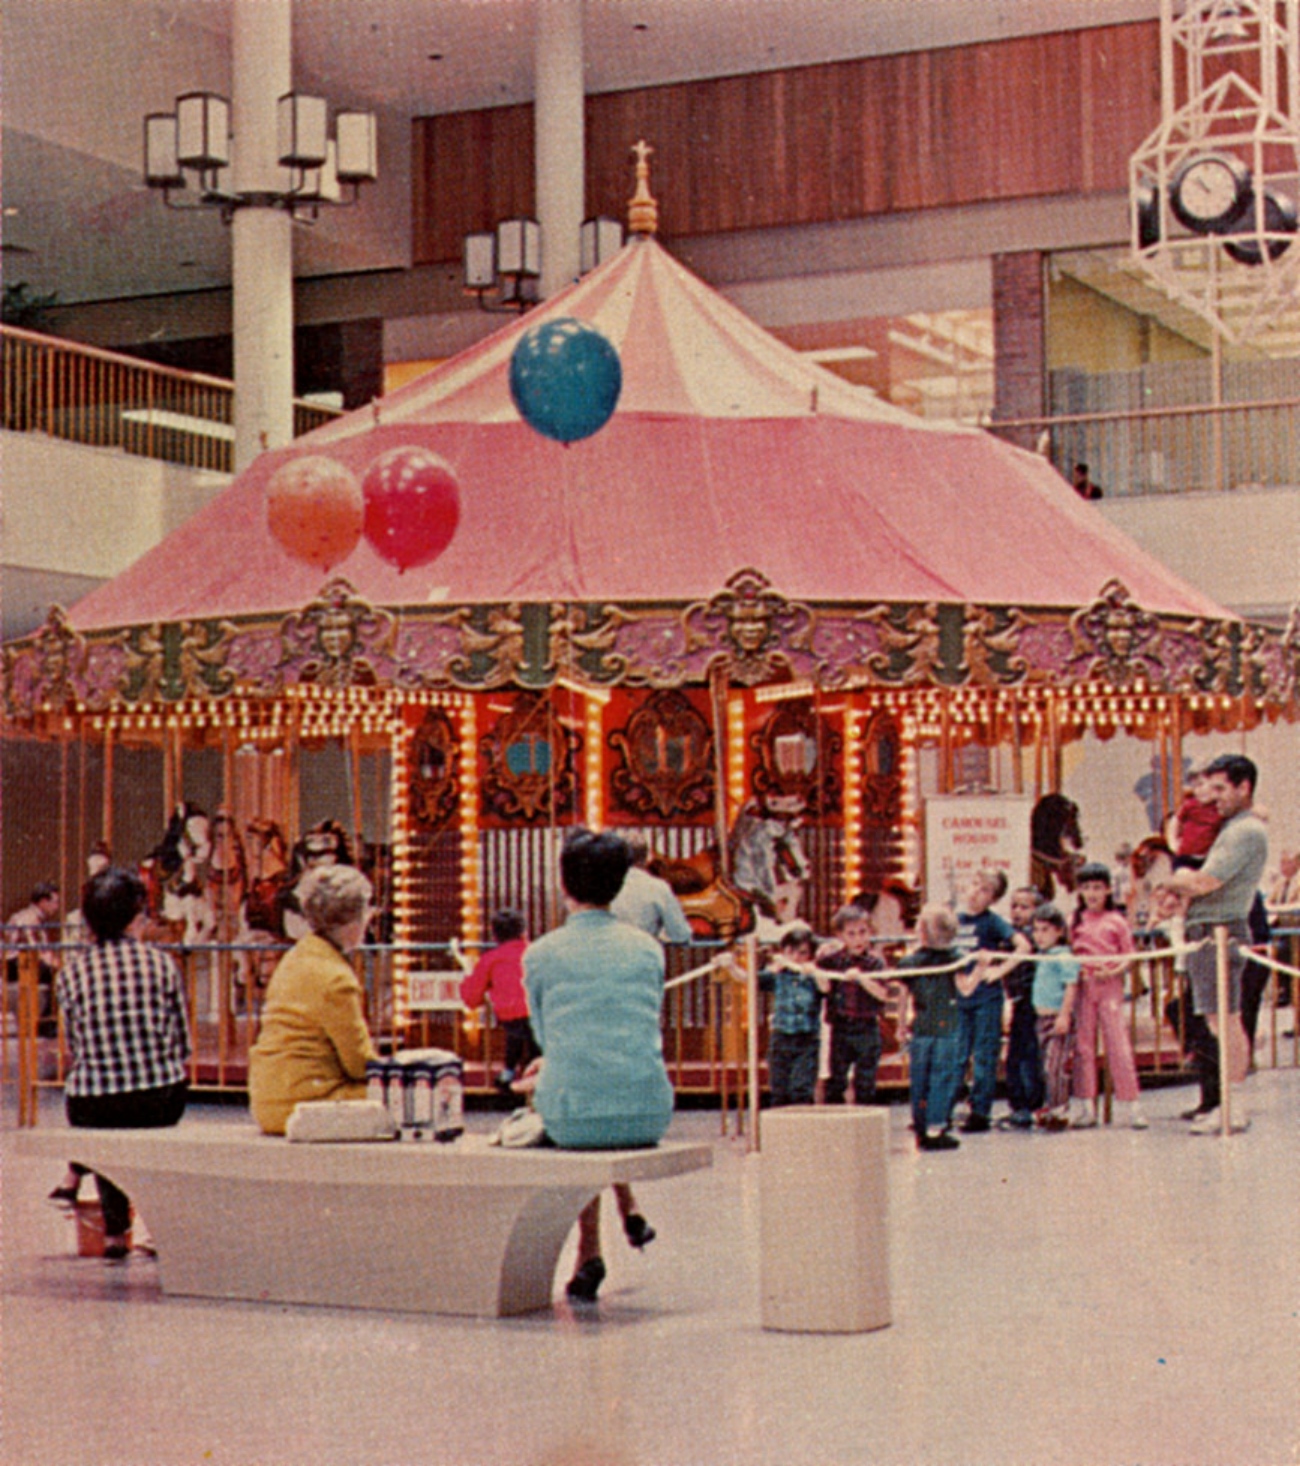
<box><xmin>16</xmin><ymin>1123</ymin><xmax>712</xmax><ymax>1317</ymax></box>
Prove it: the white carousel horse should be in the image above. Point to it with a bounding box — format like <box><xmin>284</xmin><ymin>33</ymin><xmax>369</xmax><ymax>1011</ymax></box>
<box><xmin>650</xmin><ymin>802</ymin><xmax>812</xmax><ymax>941</ymax></box>
<box><xmin>730</xmin><ymin>801</ymin><xmax>811</xmax><ymax>923</ymax></box>
<box><xmin>146</xmin><ymin>802</ymin><xmax>217</xmax><ymax>946</ymax></box>
<box><xmin>1128</xmin><ymin>835</ymin><xmax>1176</xmax><ymax>929</ymax></box>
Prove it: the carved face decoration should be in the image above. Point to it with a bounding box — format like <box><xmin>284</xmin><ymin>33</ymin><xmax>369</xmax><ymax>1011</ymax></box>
<box><xmin>1103</xmin><ymin>606</ymin><xmax>1139</xmax><ymax>662</ymax></box>
<box><xmin>318</xmin><ymin>607</ymin><xmax>358</xmax><ymax>662</ymax></box>
<box><xmin>729</xmin><ymin>600</ymin><xmax>773</xmax><ymax>654</ymax></box>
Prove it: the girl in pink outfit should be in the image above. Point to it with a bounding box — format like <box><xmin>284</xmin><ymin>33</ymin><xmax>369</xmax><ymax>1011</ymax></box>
<box><xmin>1069</xmin><ymin>863</ymin><xmax>1148</xmax><ymax>1129</ymax></box>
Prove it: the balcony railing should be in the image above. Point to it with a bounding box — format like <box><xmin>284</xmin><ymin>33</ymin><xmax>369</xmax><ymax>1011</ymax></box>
<box><xmin>987</xmin><ymin>396</ymin><xmax>1300</xmax><ymax>498</ymax></box>
<box><xmin>1</xmin><ymin>325</ymin><xmax>340</xmax><ymax>474</ymax></box>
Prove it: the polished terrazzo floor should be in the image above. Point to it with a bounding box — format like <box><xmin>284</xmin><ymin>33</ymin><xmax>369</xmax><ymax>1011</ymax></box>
<box><xmin>3</xmin><ymin>1065</ymin><xmax>1297</xmax><ymax>1466</ymax></box>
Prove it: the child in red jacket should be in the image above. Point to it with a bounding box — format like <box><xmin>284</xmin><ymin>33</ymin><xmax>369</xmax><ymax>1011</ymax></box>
<box><xmin>460</xmin><ymin>909</ymin><xmax>536</xmax><ymax>1090</ymax></box>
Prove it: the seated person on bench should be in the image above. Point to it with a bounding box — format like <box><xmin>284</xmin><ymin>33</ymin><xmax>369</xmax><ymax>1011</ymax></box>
<box><xmin>520</xmin><ymin>828</ymin><xmax>674</xmax><ymax>1303</ymax></box>
<box><xmin>49</xmin><ymin>866</ymin><xmax>191</xmax><ymax>1259</ymax></box>
<box><xmin>249</xmin><ymin>865</ymin><xmax>377</xmax><ymax>1136</ymax></box>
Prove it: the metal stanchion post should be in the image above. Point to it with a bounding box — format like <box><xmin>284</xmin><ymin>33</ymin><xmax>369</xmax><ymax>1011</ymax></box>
<box><xmin>745</xmin><ymin>932</ymin><xmax>760</xmax><ymax>1153</ymax></box>
<box><xmin>1214</xmin><ymin>924</ymin><xmax>1232</xmax><ymax>1137</ymax></box>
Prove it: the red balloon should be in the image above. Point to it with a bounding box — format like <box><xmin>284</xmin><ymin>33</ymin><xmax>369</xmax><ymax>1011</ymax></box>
<box><xmin>362</xmin><ymin>446</ymin><xmax>461</xmax><ymax>573</ymax></box>
<box><xmin>264</xmin><ymin>455</ymin><xmax>363</xmax><ymax>571</ymax></box>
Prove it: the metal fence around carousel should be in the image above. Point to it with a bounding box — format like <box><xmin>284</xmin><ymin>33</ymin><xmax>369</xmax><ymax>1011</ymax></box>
<box><xmin>5</xmin><ymin>924</ymin><xmax>1297</xmax><ymax>1130</ymax></box>
<box><xmin>2</xmin><ymin>936</ymin><xmax>753</xmax><ymax>1126</ymax></box>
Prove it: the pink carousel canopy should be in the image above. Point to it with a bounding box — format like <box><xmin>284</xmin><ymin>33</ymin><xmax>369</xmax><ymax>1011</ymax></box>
<box><xmin>67</xmin><ymin>236</ymin><xmax>1226</xmax><ymax>632</ymax></box>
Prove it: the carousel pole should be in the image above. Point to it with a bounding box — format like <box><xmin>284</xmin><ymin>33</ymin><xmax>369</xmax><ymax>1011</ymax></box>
<box><xmin>708</xmin><ymin>663</ymin><xmax>731</xmax><ymax>876</ymax></box>
<box><xmin>287</xmin><ymin>718</ymin><xmax>301</xmax><ymax>849</ymax></box>
<box><xmin>547</xmin><ymin>690</ymin><xmax>561</xmax><ymax>932</ymax></box>
<box><xmin>347</xmin><ymin>723</ymin><xmax>364</xmax><ymax>860</ymax></box>
<box><xmin>1170</xmin><ymin>698</ymin><xmax>1185</xmax><ymax>809</ymax></box>
<box><xmin>939</xmin><ymin>689</ymin><xmax>953</xmax><ymax>794</ymax></box>
<box><xmin>77</xmin><ymin>720</ymin><xmax>87</xmax><ymax>886</ymax></box>
<box><xmin>1159</xmin><ymin>717</ymin><xmax>1173</xmax><ymax>837</ymax></box>
<box><xmin>1214</xmin><ymin>925</ymin><xmax>1234</xmax><ymax>1136</ymax></box>
<box><xmin>162</xmin><ymin>717</ymin><xmax>174</xmax><ymax>820</ymax></box>
<box><xmin>58</xmin><ymin>732</ymin><xmax>69</xmax><ymax>932</ymax></box>
<box><xmin>101</xmin><ymin>723</ymin><xmax>114</xmax><ymax>853</ymax></box>
<box><xmin>744</xmin><ymin>930</ymin><xmax>761</xmax><ymax>1153</ymax></box>
<box><xmin>1010</xmin><ymin>691</ymin><xmax>1024</xmax><ymax>795</ymax></box>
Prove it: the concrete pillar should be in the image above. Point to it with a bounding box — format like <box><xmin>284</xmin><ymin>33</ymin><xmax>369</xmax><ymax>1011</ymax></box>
<box><xmin>535</xmin><ymin>0</ymin><xmax>584</xmax><ymax>300</ymax></box>
<box><xmin>760</xmin><ymin>1107</ymin><xmax>891</xmax><ymax>1333</ymax></box>
<box><xmin>231</xmin><ymin>0</ymin><xmax>294</xmax><ymax>473</ymax></box>
<box><xmin>991</xmin><ymin>250</ymin><xmax>1046</xmax><ymax>452</ymax></box>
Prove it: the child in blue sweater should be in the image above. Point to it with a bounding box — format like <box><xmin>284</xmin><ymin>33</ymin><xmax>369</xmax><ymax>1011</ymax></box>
<box><xmin>1030</xmin><ymin>903</ymin><xmax>1080</xmax><ymax>1131</ymax></box>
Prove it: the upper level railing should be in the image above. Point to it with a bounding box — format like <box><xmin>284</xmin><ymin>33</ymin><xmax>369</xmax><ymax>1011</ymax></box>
<box><xmin>987</xmin><ymin>396</ymin><xmax>1300</xmax><ymax>498</ymax></box>
<box><xmin>1</xmin><ymin>325</ymin><xmax>341</xmax><ymax>475</ymax></box>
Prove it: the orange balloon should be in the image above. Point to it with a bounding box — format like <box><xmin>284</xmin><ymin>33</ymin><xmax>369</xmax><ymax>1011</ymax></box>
<box><xmin>265</xmin><ymin>455</ymin><xmax>363</xmax><ymax>571</ymax></box>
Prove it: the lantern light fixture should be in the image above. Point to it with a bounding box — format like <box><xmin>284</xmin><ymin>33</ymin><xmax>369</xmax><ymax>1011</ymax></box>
<box><xmin>463</xmin><ymin>213</ymin><xmax>624</xmax><ymax>313</ymax></box>
<box><xmin>144</xmin><ymin>89</ymin><xmax>377</xmax><ymax>222</ymax></box>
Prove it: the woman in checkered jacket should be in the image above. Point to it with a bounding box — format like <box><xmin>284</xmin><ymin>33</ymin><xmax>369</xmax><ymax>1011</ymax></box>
<box><xmin>50</xmin><ymin>867</ymin><xmax>192</xmax><ymax>1259</ymax></box>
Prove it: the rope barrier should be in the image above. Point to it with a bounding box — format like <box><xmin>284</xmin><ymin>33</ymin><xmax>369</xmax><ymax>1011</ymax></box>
<box><xmin>1238</xmin><ymin>946</ymin><xmax>1300</xmax><ymax>981</ymax></box>
<box><xmin>707</xmin><ymin>938</ymin><xmax>1216</xmax><ymax>985</ymax></box>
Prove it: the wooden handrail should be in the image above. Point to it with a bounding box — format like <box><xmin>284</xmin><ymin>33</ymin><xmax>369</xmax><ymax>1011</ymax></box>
<box><xmin>1</xmin><ymin>324</ymin><xmax>342</xmax><ymax>474</ymax></box>
<box><xmin>1</xmin><ymin>323</ymin><xmax>238</xmax><ymax>390</ymax></box>
<box><xmin>989</xmin><ymin>395</ymin><xmax>1300</xmax><ymax>431</ymax></box>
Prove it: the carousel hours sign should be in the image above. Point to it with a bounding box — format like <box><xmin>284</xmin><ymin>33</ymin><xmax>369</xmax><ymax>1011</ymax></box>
<box><xmin>924</xmin><ymin>795</ymin><xmax>1033</xmax><ymax>913</ymax></box>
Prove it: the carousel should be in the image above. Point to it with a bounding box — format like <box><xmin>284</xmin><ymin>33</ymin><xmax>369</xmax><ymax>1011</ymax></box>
<box><xmin>6</xmin><ymin>154</ymin><xmax>1299</xmax><ymax>1094</ymax></box>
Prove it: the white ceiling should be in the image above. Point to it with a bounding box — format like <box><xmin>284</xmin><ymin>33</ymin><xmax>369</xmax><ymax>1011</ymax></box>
<box><xmin>1</xmin><ymin>0</ymin><xmax>1158</xmax><ymax>307</ymax></box>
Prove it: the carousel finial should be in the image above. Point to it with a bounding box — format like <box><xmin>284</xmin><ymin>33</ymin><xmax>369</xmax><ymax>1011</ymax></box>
<box><xmin>628</xmin><ymin>139</ymin><xmax>658</xmax><ymax>237</ymax></box>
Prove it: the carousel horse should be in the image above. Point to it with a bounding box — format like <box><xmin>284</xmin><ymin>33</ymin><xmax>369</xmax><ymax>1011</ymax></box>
<box><xmin>142</xmin><ymin>802</ymin><xmax>216</xmax><ymax>945</ymax></box>
<box><xmin>281</xmin><ymin>820</ymin><xmax>357</xmax><ymax>942</ymax></box>
<box><xmin>648</xmin><ymin>803</ymin><xmax>812</xmax><ymax>941</ymax></box>
<box><xmin>234</xmin><ymin>817</ymin><xmax>296</xmax><ymax>996</ymax></box>
<box><xmin>1030</xmin><ymin>793</ymin><xmax>1085</xmax><ymax>900</ymax></box>
<box><xmin>729</xmin><ymin>801</ymin><xmax>811</xmax><ymax>926</ymax></box>
<box><xmin>854</xmin><ymin>880</ymin><xmax>921</xmax><ymax>942</ymax></box>
<box><xmin>648</xmin><ymin>845</ymin><xmax>755</xmax><ymax>942</ymax></box>
<box><xmin>206</xmin><ymin>811</ymin><xmax>248</xmax><ymax>939</ymax></box>
<box><xmin>242</xmin><ymin>818</ymin><xmax>293</xmax><ymax>941</ymax></box>
<box><xmin>1128</xmin><ymin>835</ymin><xmax>1175</xmax><ymax>928</ymax></box>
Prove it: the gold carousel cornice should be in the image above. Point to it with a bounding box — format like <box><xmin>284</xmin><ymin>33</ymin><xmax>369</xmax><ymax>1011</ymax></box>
<box><xmin>3</xmin><ymin>572</ymin><xmax>1298</xmax><ymax>727</ymax></box>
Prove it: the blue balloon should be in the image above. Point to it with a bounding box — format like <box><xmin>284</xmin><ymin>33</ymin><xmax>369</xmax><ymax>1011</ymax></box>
<box><xmin>508</xmin><ymin>317</ymin><xmax>622</xmax><ymax>444</ymax></box>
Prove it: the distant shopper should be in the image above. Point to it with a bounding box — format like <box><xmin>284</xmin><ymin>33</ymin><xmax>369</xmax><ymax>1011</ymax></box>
<box><xmin>50</xmin><ymin>867</ymin><xmax>190</xmax><ymax>1260</ymax></box>
<box><xmin>6</xmin><ymin>880</ymin><xmax>62</xmax><ymax>1027</ymax></box>
<box><xmin>1071</xmin><ymin>462</ymin><xmax>1103</xmax><ymax>500</ymax></box>
<box><xmin>611</xmin><ymin>833</ymin><xmax>692</xmax><ymax>943</ymax></box>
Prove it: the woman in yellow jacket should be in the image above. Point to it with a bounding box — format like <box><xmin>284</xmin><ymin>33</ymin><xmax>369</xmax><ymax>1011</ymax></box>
<box><xmin>249</xmin><ymin>864</ymin><xmax>377</xmax><ymax>1134</ymax></box>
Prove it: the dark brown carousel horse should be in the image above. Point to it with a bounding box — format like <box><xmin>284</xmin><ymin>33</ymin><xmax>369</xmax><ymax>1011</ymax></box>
<box><xmin>1030</xmin><ymin>793</ymin><xmax>1085</xmax><ymax>900</ymax></box>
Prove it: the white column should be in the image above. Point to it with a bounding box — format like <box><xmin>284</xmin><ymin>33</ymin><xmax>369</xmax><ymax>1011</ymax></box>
<box><xmin>534</xmin><ymin>0</ymin><xmax>584</xmax><ymax>300</ymax></box>
<box><xmin>231</xmin><ymin>0</ymin><xmax>294</xmax><ymax>474</ymax></box>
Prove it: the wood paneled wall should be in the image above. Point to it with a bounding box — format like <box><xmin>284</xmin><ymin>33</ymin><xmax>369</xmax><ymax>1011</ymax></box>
<box><xmin>413</xmin><ymin>21</ymin><xmax>1160</xmax><ymax>264</ymax></box>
